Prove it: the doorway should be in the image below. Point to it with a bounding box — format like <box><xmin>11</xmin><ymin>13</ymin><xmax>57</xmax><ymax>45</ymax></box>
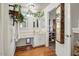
<box><xmin>49</xmin><ymin>8</ymin><xmax>56</xmax><ymax>51</ymax></box>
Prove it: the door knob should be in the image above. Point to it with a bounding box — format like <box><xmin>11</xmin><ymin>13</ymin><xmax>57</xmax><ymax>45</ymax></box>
<box><xmin>66</xmin><ymin>35</ymin><xmax>69</xmax><ymax>37</ymax></box>
<box><xmin>65</xmin><ymin>35</ymin><xmax>71</xmax><ymax>37</ymax></box>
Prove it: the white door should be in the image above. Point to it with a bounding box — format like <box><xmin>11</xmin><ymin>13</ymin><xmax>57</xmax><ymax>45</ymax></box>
<box><xmin>64</xmin><ymin>4</ymin><xmax>72</xmax><ymax>56</ymax></box>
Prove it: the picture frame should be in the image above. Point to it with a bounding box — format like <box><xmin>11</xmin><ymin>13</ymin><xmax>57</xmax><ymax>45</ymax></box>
<box><xmin>56</xmin><ymin>3</ymin><xmax>64</xmax><ymax>44</ymax></box>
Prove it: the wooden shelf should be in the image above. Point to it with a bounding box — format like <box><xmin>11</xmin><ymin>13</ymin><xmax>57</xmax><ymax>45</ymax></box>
<box><xmin>9</xmin><ymin>10</ymin><xmax>19</xmax><ymax>16</ymax></box>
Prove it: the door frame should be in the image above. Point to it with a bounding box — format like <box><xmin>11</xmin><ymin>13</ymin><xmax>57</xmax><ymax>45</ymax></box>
<box><xmin>44</xmin><ymin>3</ymin><xmax>72</xmax><ymax>56</ymax></box>
<box><xmin>48</xmin><ymin>9</ymin><xmax>56</xmax><ymax>50</ymax></box>
<box><xmin>44</xmin><ymin>3</ymin><xmax>60</xmax><ymax>47</ymax></box>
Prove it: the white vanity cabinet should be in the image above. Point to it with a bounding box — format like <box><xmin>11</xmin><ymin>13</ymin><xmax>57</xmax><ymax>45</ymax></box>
<box><xmin>33</xmin><ymin>17</ymin><xmax>46</xmax><ymax>47</ymax></box>
<box><xmin>33</xmin><ymin>36</ymin><xmax>40</xmax><ymax>47</ymax></box>
<box><xmin>33</xmin><ymin>29</ymin><xmax>45</xmax><ymax>47</ymax></box>
<box><xmin>39</xmin><ymin>33</ymin><xmax>45</xmax><ymax>45</ymax></box>
<box><xmin>18</xmin><ymin>28</ymin><xmax>46</xmax><ymax>47</ymax></box>
<box><xmin>17</xmin><ymin>16</ymin><xmax>46</xmax><ymax>47</ymax></box>
<box><xmin>33</xmin><ymin>36</ymin><xmax>45</xmax><ymax>47</ymax></box>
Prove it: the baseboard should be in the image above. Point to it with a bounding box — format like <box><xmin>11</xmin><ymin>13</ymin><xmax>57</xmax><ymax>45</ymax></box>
<box><xmin>16</xmin><ymin>44</ymin><xmax>45</xmax><ymax>48</ymax></box>
<box><xmin>33</xmin><ymin>45</ymin><xmax>45</xmax><ymax>49</ymax></box>
<box><xmin>15</xmin><ymin>45</ymin><xmax>45</xmax><ymax>52</ymax></box>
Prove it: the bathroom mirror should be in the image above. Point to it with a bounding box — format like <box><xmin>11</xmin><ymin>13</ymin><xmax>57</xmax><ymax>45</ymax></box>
<box><xmin>37</xmin><ymin>19</ymin><xmax>39</xmax><ymax>28</ymax></box>
<box><xmin>39</xmin><ymin>17</ymin><xmax>45</xmax><ymax>28</ymax></box>
<box><xmin>20</xmin><ymin>22</ymin><xmax>26</xmax><ymax>28</ymax></box>
<box><xmin>19</xmin><ymin>18</ymin><xmax>28</xmax><ymax>29</ymax></box>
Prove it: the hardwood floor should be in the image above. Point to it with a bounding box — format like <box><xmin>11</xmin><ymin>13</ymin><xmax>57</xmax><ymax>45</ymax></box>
<box><xmin>15</xmin><ymin>46</ymin><xmax>56</xmax><ymax>56</ymax></box>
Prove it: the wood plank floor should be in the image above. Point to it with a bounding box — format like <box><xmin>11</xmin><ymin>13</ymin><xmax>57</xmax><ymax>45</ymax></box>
<box><xmin>15</xmin><ymin>46</ymin><xmax>56</xmax><ymax>56</ymax></box>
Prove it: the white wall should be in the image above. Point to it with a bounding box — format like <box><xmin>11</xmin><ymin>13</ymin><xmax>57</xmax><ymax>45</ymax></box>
<box><xmin>70</xmin><ymin>4</ymin><xmax>79</xmax><ymax>28</ymax></box>
<box><xmin>0</xmin><ymin>4</ymin><xmax>16</xmax><ymax>56</ymax></box>
<box><xmin>70</xmin><ymin>3</ymin><xmax>79</xmax><ymax>55</ymax></box>
<box><xmin>1</xmin><ymin>4</ymin><xmax>9</xmax><ymax>55</ymax></box>
<box><xmin>44</xmin><ymin>3</ymin><xmax>72</xmax><ymax>56</ymax></box>
<box><xmin>49</xmin><ymin>9</ymin><xmax>56</xmax><ymax>32</ymax></box>
<box><xmin>0</xmin><ymin>4</ymin><xmax>4</xmax><ymax>56</ymax></box>
<box><xmin>49</xmin><ymin>9</ymin><xmax>56</xmax><ymax>21</ymax></box>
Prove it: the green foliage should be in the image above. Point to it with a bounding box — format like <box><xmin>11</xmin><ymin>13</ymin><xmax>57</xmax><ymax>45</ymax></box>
<box><xmin>14</xmin><ymin>4</ymin><xmax>21</xmax><ymax>12</ymax></box>
<box><xmin>33</xmin><ymin>11</ymin><xmax>44</xmax><ymax>18</ymax></box>
<box><xmin>14</xmin><ymin>4</ymin><xmax>24</xmax><ymax>23</ymax></box>
<box><xmin>13</xmin><ymin>4</ymin><xmax>44</xmax><ymax>23</ymax></box>
<box><xmin>16</xmin><ymin>13</ymin><xmax>24</xmax><ymax>23</ymax></box>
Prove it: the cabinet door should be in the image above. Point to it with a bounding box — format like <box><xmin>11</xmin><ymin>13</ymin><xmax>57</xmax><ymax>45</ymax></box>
<box><xmin>56</xmin><ymin>3</ymin><xmax>64</xmax><ymax>44</ymax></box>
<box><xmin>33</xmin><ymin>35</ymin><xmax>40</xmax><ymax>47</ymax></box>
<box><xmin>40</xmin><ymin>34</ymin><xmax>45</xmax><ymax>45</ymax></box>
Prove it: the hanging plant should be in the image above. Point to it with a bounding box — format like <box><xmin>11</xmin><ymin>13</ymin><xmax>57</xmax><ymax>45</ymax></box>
<box><xmin>14</xmin><ymin>4</ymin><xmax>24</xmax><ymax>23</ymax></box>
<box><xmin>16</xmin><ymin>13</ymin><xmax>24</xmax><ymax>23</ymax></box>
<box><xmin>14</xmin><ymin>4</ymin><xmax>21</xmax><ymax>12</ymax></box>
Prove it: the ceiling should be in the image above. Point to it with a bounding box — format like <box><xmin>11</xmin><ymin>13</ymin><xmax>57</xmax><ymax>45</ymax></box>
<box><xmin>35</xmin><ymin>3</ymin><xmax>50</xmax><ymax>10</ymax></box>
<box><xmin>21</xmin><ymin>3</ymin><xmax>50</xmax><ymax>11</ymax></box>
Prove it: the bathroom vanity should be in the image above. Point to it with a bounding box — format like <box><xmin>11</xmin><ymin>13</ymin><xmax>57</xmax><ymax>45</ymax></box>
<box><xmin>16</xmin><ymin>16</ymin><xmax>46</xmax><ymax>47</ymax></box>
